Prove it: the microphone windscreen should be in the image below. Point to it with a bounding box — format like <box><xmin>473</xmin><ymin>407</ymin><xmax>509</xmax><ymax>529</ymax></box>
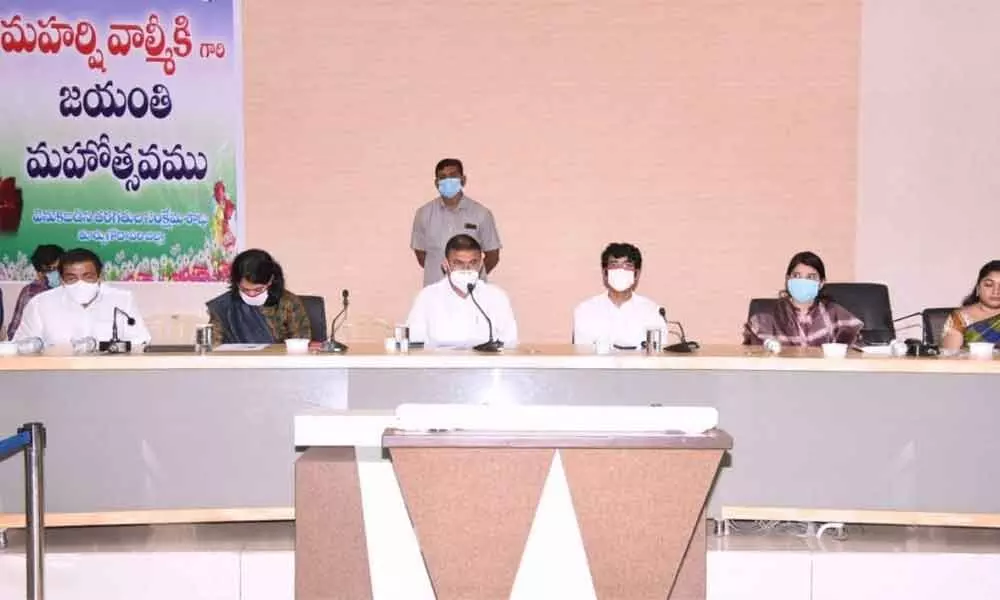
<box><xmin>126</xmin><ymin>318</ymin><xmax>136</xmax><ymax>326</ymax></box>
<box><xmin>658</xmin><ymin>307</ymin><xmax>666</xmax><ymax>317</ymax></box>
<box><xmin>467</xmin><ymin>283</ymin><xmax>475</xmax><ymax>293</ymax></box>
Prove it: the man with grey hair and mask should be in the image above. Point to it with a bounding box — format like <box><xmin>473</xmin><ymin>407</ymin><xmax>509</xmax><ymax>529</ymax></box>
<box><xmin>573</xmin><ymin>242</ymin><xmax>665</xmax><ymax>348</ymax></box>
<box><xmin>406</xmin><ymin>234</ymin><xmax>517</xmax><ymax>348</ymax></box>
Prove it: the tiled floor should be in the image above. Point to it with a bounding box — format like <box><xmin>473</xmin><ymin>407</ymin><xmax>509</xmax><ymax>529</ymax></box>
<box><xmin>709</xmin><ymin>523</ymin><xmax>1000</xmax><ymax>600</ymax></box>
<box><xmin>711</xmin><ymin>522</ymin><xmax>1000</xmax><ymax>553</ymax></box>
<box><xmin>2</xmin><ymin>521</ymin><xmax>999</xmax><ymax>599</ymax></box>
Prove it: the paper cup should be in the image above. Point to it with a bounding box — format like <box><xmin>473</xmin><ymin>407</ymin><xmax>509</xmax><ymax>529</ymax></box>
<box><xmin>968</xmin><ymin>342</ymin><xmax>995</xmax><ymax>359</ymax></box>
<box><xmin>821</xmin><ymin>342</ymin><xmax>848</xmax><ymax>358</ymax></box>
<box><xmin>284</xmin><ymin>338</ymin><xmax>310</xmax><ymax>354</ymax></box>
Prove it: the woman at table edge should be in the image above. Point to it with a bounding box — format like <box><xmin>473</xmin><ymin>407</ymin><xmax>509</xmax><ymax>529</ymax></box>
<box><xmin>743</xmin><ymin>251</ymin><xmax>863</xmax><ymax>347</ymax></box>
<box><xmin>206</xmin><ymin>249</ymin><xmax>312</xmax><ymax>345</ymax></box>
<box><xmin>941</xmin><ymin>260</ymin><xmax>1000</xmax><ymax>351</ymax></box>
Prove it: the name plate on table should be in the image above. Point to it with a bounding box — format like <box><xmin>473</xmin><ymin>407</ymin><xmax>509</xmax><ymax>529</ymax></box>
<box><xmin>393</xmin><ymin>404</ymin><xmax>719</xmax><ymax>435</ymax></box>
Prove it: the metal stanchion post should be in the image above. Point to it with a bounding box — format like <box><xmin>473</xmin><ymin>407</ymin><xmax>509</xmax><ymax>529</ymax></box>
<box><xmin>20</xmin><ymin>422</ymin><xmax>45</xmax><ymax>600</ymax></box>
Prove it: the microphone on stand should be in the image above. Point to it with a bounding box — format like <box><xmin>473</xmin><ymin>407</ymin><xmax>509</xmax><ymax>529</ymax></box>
<box><xmin>99</xmin><ymin>307</ymin><xmax>136</xmax><ymax>354</ymax></box>
<box><xmin>891</xmin><ymin>311</ymin><xmax>939</xmax><ymax>354</ymax></box>
<box><xmin>659</xmin><ymin>307</ymin><xmax>700</xmax><ymax>353</ymax></box>
<box><xmin>322</xmin><ymin>289</ymin><xmax>349</xmax><ymax>353</ymax></box>
<box><xmin>467</xmin><ymin>283</ymin><xmax>502</xmax><ymax>353</ymax></box>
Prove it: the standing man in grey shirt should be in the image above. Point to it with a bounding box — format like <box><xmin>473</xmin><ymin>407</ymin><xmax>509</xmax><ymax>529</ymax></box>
<box><xmin>411</xmin><ymin>158</ymin><xmax>502</xmax><ymax>287</ymax></box>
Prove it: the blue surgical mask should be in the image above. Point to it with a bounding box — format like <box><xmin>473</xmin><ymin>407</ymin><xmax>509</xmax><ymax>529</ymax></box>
<box><xmin>787</xmin><ymin>278</ymin><xmax>820</xmax><ymax>304</ymax></box>
<box><xmin>45</xmin><ymin>270</ymin><xmax>61</xmax><ymax>288</ymax></box>
<box><xmin>437</xmin><ymin>177</ymin><xmax>463</xmax><ymax>199</ymax></box>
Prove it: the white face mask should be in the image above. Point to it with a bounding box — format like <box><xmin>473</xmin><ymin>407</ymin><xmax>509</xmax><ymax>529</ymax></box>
<box><xmin>606</xmin><ymin>268</ymin><xmax>635</xmax><ymax>292</ymax></box>
<box><xmin>65</xmin><ymin>281</ymin><xmax>100</xmax><ymax>305</ymax></box>
<box><xmin>449</xmin><ymin>269</ymin><xmax>480</xmax><ymax>292</ymax></box>
<box><xmin>240</xmin><ymin>290</ymin><xmax>269</xmax><ymax>306</ymax></box>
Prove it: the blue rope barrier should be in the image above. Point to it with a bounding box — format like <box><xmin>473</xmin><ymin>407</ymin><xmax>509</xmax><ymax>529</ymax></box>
<box><xmin>0</xmin><ymin>430</ymin><xmax>31</xmax><ymax>459</ymax></box>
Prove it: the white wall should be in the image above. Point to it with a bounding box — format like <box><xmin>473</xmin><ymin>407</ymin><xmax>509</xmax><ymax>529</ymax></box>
<box><xmin>857</xmin><ymin>0</ymin><xmax>1000</xmax><ymax>318</ymax></box>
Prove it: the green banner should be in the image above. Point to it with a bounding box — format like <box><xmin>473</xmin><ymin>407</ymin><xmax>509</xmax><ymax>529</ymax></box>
<box><xmin>0</xmin><ymin>1</ymin><xmax>243</xmax><ymax>281</ymax></box>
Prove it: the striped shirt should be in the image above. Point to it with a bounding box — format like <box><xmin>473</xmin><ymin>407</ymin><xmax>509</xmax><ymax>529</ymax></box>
<box><xmin>744</xmin><ymin>297</ymin><xmax>863</xmax><ymax>347</ymax></box>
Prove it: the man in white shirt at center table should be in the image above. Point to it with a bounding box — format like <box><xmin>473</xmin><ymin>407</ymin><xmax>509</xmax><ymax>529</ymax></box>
<box><xmin>14</xmin><ymin>247</ymin><xmax>151</xmax><ymax>350</ymax></box>
<box><xmin>406</xmin><ymin>234</ymin><xmax>517</xmax><ymax>349</ymax></box>
<box><xmin>573</xmin><ymin>242</ymin><xmax>666</xmax><ymax>348</ymax></box>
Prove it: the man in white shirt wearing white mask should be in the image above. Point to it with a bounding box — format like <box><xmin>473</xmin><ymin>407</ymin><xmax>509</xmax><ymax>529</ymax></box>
<box><xmin>406</xmin><ymin>234</ymin><xmax>517</xmax><ymax>349</ymax></box>
<box><xmin>14</xmin><ymin>247</ymin><xmax>151</xmax><ymax>349</ymax></box>
<box><xmin>573</xmin><ymin>242</ymin><xmax>666</xmax><ymax>348</ymax></box>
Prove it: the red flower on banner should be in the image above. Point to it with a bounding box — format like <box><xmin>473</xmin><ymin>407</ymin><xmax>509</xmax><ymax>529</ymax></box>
<box><xmin>188</xmin><ymin>264</ymin><xmax>212</xmax><ymax>281</ymax></box>
<box><xmin>0</xmin><ymin>177</ymin><xmax>24</xmax><ymax>233</ymax></box>
<box><xmin>129</xmin><ymin>271</ymin><xmax>154</xmax><ymax>282</ymax></box>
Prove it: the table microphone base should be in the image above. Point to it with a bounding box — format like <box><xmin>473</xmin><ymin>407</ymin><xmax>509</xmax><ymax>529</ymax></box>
<box><xmin>99</xmin><ymin>340</ymin><xmax>132</xmax><ymax>354</ymax></box>
<box><xmin>473</xmin><ymin>340</ymin><xmax>503</xmax><ymax>353</ymax></box>
<box><xmin>664</xmin><ymin>341</ymin><xmax>697</xmax><ymax>353</ymax></box>
<box><xmin>319</xmin><ymin>340</ymin><xmax>348</xmax><ymax>353</ymax></box>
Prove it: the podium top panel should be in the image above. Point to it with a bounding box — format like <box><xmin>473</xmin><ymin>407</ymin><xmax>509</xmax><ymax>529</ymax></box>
<box><xmin>381</xmin><ymin>428</ymin><xmax>733</xmax><ymax>450</ymax></box>
<box><xmin>393</xmin><ymin>404</ymin><xmax>719</xmax><ymax>435</ymax></box>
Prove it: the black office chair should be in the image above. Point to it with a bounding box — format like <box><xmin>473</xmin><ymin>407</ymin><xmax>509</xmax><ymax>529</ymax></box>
<box><xmin>299</xmin><ymin>295</ymin><xmax>327</xmax><ymax>342</ymax></box>
<box><xmin>743</xmin><ymin>298</ymin><xmax>778</xmax><ymax>344</ymax></box>
<box><xmin>921</xmin><ymin>307</ymin><xmax>955</xmax><ymax>346</ymax></box>
<box><xmin>822</xmin><ymin>283</ymin><xmax>895</xmax><ymax>343</ymax></box>
<box><xmin>747</xmin><ymin>298</ymin><xmax>778</xmax><ymax>321</ymax></box>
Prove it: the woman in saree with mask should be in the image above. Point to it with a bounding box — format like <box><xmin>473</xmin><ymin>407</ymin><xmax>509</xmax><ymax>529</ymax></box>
<box><xmin>743</xmin><ymin>251</ymin><xmax>863</xmax><ymax>347</ymax></box>
<box><xmin>206</xmin><ymin>249</ymin><xmax>312</xmax><ymax>345</ymax></box>
<box><xmin>941</xmin><ymin>260</ymin><xmax>1000</xmax><ymax>352</ymax></box>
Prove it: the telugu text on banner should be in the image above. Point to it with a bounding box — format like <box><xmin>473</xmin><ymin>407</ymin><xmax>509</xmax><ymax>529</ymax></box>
<box><xmin>0</xmin><ymin>0</ymin><xmax>243</xmax><ymax>282</ymax></box>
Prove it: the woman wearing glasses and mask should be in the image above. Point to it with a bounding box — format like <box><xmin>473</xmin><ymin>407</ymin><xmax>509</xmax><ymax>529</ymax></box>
<box><xmin>206</xmin><ymin>249</ymin><xmax>311</xmax><ymax>345</ymax></box>
<box><xmin>743</xmin><ymin>251</ymin><xmax>862</xmax><ymax>347</ymax></box>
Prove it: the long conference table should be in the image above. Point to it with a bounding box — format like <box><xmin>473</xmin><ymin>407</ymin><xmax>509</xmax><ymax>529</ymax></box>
<box><xmin>1</xmin><ymin>344</ymin><xmax>998</xmax><ymax>529</ymax></box>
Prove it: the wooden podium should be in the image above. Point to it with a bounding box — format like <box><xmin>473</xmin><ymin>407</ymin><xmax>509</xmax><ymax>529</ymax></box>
<box><xmin>295</xmin><ymin>408</ymin><xmax>731</xmax><ymax>600</ymax></box>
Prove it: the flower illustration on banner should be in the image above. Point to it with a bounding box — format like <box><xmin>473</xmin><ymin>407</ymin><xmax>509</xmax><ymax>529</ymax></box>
<box><xmin>211</xmin><ymin>180</ymin><xmax>237</xmax><ymax>255</ymax></box>
<box><xmin>0</xmin><ymin>237</ymin><xmax>235</xmax><ymax>282</ymax></box>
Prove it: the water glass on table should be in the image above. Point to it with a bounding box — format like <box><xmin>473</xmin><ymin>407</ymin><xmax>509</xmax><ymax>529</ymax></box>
<box><xmin>16</xmin><ymin>337</ymin><xmax>44</xmax><ymax>355</ymax></box>
<box><xmin>70</xmin><ymin>336</ymin><xmax>98</xmax><ymax>355</ymax></box>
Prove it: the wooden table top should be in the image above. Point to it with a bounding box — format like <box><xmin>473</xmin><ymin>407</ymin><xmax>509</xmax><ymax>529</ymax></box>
<box><xmin>0</xmin><ymin>343</ymin><xmax>997</xmax><ymax>374</ymax></box>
